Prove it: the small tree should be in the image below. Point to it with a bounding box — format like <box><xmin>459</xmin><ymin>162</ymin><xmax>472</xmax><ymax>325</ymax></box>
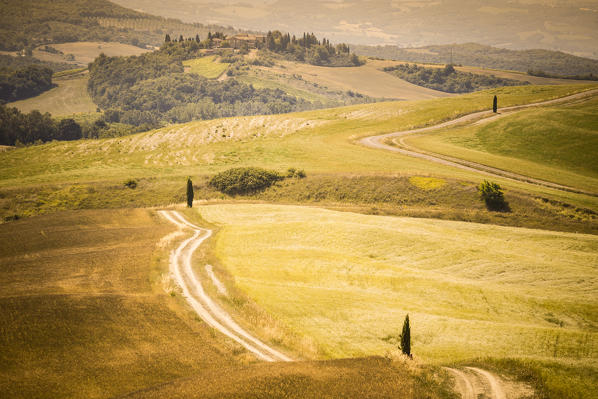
<box><xmin>399</xmin><ymin>314</ymin><xmax>411</xmax><ymax>358</ymax></box>
<box><xmin>165</xmin><ymin>34</ymin><xmax>171</xmax><ymax>42</ymax></box>
<box><xmin>493</xmin><ymin>95</ymin><xmax>498</xmax><ymax>113</ymax></box>
<box><xmin>186</xmin><ymin>177</ymin><xmax>194</xmax><ymax>208</ymax></box>
<box><xmin>478</xmin><ymin>180</ymin><xmax>507</xmax><ymax>211</ymax></box>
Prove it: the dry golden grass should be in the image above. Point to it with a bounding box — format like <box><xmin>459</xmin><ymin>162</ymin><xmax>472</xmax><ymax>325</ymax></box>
<box><xmin>200</xmin><ymin>204</ymin><xmax>598</xmax><ymax>364</ymax></box>
<box><xmin>272</xmin><ymin>59</ymin><xmax>454</xmax><ymax>100</ymax></box>
<box><xmin>0</xmin><ymin>209</ymin><xmax>455</xmax><ymax>398</ymax></box>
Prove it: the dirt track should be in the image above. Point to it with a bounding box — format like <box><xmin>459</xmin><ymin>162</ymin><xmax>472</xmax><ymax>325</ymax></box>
<box><xmin>159</xmin><ymin>210</ymin><xmax>292</xmax><ymax>362</ymax></box>
<box><xmin>359</xmin><ymin>88</ymin><xmax>598</xmax><ymax>196</ymax></box>
<box><xmin>159</xmin><ymin>209</ymin><xmax>533</xmax><ymax>397</ymax></box>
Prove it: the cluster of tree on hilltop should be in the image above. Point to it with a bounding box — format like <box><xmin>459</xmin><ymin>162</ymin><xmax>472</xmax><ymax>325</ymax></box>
<box><xmin>0</xmin><ymin>65</ymin><xmax>54</xmax><ymax>102</ymax></box>
<box><xmin>354</xmin><ymin>43</ymin><xmax>598</xmax><ymax>77</ymax></box>
<box><xmin>383</xmin><ymin>64</ymin><xmax>526</xmax><ymax>93</ymax></box>
<box><xmin>87</xmin><ymin>51</ymin><xmax>310</xmax><ymax>126</ymax></box>
<box><xmin>264</xmin><ymin>31</ymin><xmax>362</xmax><ymax>67</ymax></box>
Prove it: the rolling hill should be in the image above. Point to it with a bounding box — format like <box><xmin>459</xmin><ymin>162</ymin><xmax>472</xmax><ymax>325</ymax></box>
<box><xmin>353</xmin><ymin>43</ymin><xmax>598</xmax><ymax>77</ymax></box>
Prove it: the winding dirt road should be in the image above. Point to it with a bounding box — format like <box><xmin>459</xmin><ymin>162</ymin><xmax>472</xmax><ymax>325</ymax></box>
<box><xmin>359</xmin><ymin>88</ymin><xmax>598</xmax><ymax>196</ymax></box>
<box><xmin>443</xmin><ymin>367</ymin><xmax>522</xmax><ymax>399</ymax></box>
<box><xmin>159</xmin><ymin>209</ymin><xmax>531</xmax><ymax>397</ymax></box>
<box><xmin>158</xmin><ymin>210</ymin><xmax>292</xmax><ymax>362</ymax></box>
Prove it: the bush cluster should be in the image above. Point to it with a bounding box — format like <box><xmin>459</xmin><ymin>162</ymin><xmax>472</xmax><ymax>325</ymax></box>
<box><xmin>209</xmin><ymin>167</ymin><xmax>285</xmax><ymax>195</ymax></box>
<box><xmin>478</xmin><ymin>180</ymin><xmax>508</xmax><ymax>211</ymax></box>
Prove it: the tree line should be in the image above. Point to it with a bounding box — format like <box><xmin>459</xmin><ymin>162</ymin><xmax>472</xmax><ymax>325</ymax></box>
<box><xmin>0</xmin><ymin>105</ymin><xmax>82</xmax><ymax>145</ymax></box>
<box><xmin>383</xmin><ymin>64</ymin><xmax>526</xmax><ymax>93</ymax></box>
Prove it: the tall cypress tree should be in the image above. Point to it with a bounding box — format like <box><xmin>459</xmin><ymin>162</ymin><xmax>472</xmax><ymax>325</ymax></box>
<box><xmin>186</xmin><ymin>178</ymin><xmax>194</xmax><ymax>208</ymax></box>
<box><xmin>399</xmin><ymin>314</ymin><xmax>411</xmax><ymax>357</ymax></box>
<box><xmin>493</xmin><ymin>95</ymin><xmax>498</xmax><ymax>113</ymax></box>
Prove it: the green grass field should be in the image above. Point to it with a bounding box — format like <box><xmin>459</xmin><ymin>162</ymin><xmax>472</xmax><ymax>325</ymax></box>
<box><xmin>405</xmin><ymin>94</ymin><xmax>598</xmax><ymax>193</ymax></box>
<box><xmin>8</xmin><ymin>74</ymin><xmax>98</xmax><ymax>116</ymax></box>
<box><xmin>237</xmin><ymin>74</ymin><xmax>328</xmax><ymax>103</ymax></box>
<box><xmin>183</xmin><ymin>56</ymin><xmax>229</xmax><ymax>79</ymax></box>
<box><xmin>2</xmin><ymin>84</ymin><xmax>597</xmax><ymax>221</ymax></box>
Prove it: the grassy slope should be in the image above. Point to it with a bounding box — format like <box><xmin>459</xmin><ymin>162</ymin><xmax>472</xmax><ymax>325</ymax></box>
<box><xmin>8</xmin><ymin>73</ymin><xmax>98</xmax><ymax>116</ymax></box>
<box><xmin>1</xmin><ymin>84</ymin><xmax>597</xmax><ymax>214</ymax></box>
<box><xmin>0</xmin><ymin>209</ymin><xmax>455</xmax><ymax>399</ymax></box>
<box><xmin>201</xmin><ymin>203</ymin><xmax>598</xmax><ymax>395</ymax></box>
<box><xmin>183</xmin><ymin>55</ymin><xmax>229</xmax><ymax>79</ymax></box>
<box><xmin>0</xmin><ymin>209</ymin><xmax>234</xmax><ymax>398</ymax></box>
<box><xmin>406</xmin><ymin>95</ymin><xmax>598</xmax><ymax>192</ymax></box>
<box><xmin>270</xmin><ymin>59</ymin><xmax>454</xmax><ymax>100</ymax></box>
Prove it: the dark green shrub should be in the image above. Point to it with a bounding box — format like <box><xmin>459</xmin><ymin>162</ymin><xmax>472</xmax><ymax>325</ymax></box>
<box><xmin>478</xmin><ymin>180</ymin><xmax>507</xmax><ymax>211</ymax></box>
<box><xmin>209</xmin><ymin>167</ymin><xmax>283</xmax><ymax>195</ymax></box>
<box><xmin>124</xmin><ymin>179</ymin><xmax>137</xmax><ymax>189</ymax></box>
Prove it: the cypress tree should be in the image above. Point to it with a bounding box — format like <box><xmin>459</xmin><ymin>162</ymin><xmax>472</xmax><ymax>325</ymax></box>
<box><xmin>195</xmin><ymin>34</ymin><xmax>200</xmax><ymax>43</ymax></box>
<box><xmin>399</xmin><ymin>314</ymin><xmax>411</xmax><ymax>357</ymax></box>
<box><xmin>186</xmin><ymin>178</ymin><xmax>194</xmax><ymax>208</ymax></box>
<box><xmin>493</xmin><ymin>95</ymin><xmax>498</xmax><ymax>113</ymax></box>
<box><xmin>165</xmin><ymin>34</ymin><xmax>171</xmax><ymax>42</ymax></box>
<box><xmin>179</xmin><ymin>35</ymin><xmax>184</xmax><ymax>43</ymax></box>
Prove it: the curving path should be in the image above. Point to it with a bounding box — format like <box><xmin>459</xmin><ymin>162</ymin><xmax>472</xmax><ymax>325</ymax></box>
<box><xmin>444</xmin><ymin>367</ymin><xmax>512</xmax><ymax>399</ymax></box>
<box><xmin>159</xmin><ymin>209</ymin><xmax>528</xmax><ymax>397</ymax></box>
<box><xmin>158</xmin><ymin>210</ymin><xmax>292</xmax><ymax>362</ymax></box>
<box><xmin>359</xmin><ymin>88</ymin><xmax>598</xmax><ymax>196</ymax></box>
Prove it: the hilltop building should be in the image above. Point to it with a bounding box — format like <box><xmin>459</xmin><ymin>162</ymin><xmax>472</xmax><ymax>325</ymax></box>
<box><xmin>230</xmin><ymin>34</ymin><xmax>266</xmax><ymax>49</ymax></box>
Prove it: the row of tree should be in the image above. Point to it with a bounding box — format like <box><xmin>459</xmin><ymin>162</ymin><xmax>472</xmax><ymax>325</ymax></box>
<box><xmin>0</xmin><ymin>105</ymin><xmax>82</xmax><ymax>145</ymax></box>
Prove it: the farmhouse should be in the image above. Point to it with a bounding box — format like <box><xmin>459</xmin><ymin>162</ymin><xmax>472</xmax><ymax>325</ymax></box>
<box><xmin>230</xmin><ymin>34</ymin><xmax>266</xmax><ymax>49</ymax></box>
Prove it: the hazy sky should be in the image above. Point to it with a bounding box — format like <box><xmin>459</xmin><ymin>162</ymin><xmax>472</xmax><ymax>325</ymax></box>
<box><xmin>116</xmin><ymin>0</ymin><xmax>598</xmax><ymax>57</ymax></box>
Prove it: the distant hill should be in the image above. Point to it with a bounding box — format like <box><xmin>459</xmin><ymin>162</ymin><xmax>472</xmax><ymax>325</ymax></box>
<box><xmin>353</xmin><ymin>43</ymin><xmax>598</xmax><ymax>77</ymax></box>
<box><xmin>0</xmin><ymin>0</ymin><xmax>251</xmax><ymax>52</ymax></box>
<box><xmin>110</xmin><ymin>0</ymin><xmax>598</xmax><ymax>59</ymax></box>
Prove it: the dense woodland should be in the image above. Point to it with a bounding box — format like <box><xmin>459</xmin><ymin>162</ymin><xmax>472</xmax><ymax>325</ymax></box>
<box><xmin>87</xmin><ymin>49</ymin><xmax>309</xmax><ymax>126</ymax></box>
<box><xmin>355</xmin><ymin>43</ymin><xmax>598</xmax><ymax>76</ymax></box>
<box><xmin>383</xmin><ymin>64</ymin><xmax>526</xmax><ymax>93</ymax></box>
<box><xmin>264</xmin><ymin>31</ymin><xmax>362</xmax><ymax>67</ymax></box>
<box><xmin>0</xmin><ymin>65</ymin><xmax>54</xmax><ymax>102</ymax></box>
